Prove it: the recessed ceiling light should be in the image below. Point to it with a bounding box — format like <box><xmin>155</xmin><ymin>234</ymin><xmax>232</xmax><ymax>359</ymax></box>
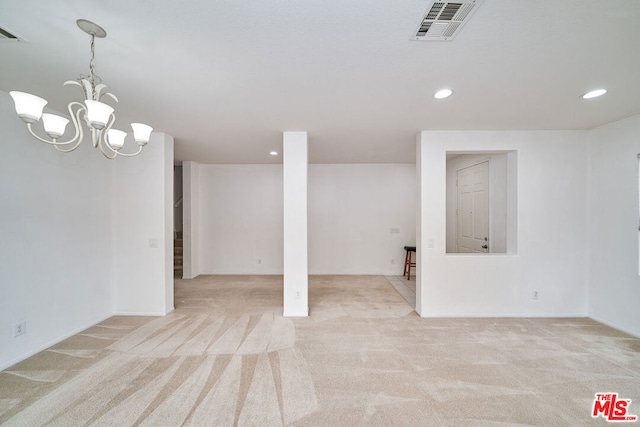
<box><xmin>269</xmin><ymin>151</ymin><xmax>278</xmax><ymax>156</ymax></box>
<box><xmin>434</xmin><ymin>89</ymin><xmax>453</xmax><ymax>99</ymax></box>
<box><xmin>582</xmin><ymin>89</ymin><xmax>607</xmax><ymax>99</ymax></box>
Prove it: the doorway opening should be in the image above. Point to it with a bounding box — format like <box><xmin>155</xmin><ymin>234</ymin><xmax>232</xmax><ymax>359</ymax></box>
<box><xmin>446</xmin><ymin>151</ymin><xmax>517</xmax><ymax>254</ymax></box>
<box><xmin>174</xmin><ymin>164</ymin><xmax>184</xmax><ymax>278</ymax></box>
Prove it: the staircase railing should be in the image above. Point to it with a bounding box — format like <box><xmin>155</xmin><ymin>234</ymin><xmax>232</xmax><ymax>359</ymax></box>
<box><xmin>174</xmin><ymin>196</ymin><xmax>183</xmax><ymax>208</ymax></box>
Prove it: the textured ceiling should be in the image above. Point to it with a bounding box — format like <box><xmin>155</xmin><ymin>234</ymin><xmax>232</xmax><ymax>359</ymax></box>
<box><xmin>1</xmin><ymin>0</ymin><xmax>639</xmax><ymax>163</ymax></box>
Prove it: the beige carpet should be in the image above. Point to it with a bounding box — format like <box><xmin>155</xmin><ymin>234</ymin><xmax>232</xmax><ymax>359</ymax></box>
<box><xmin>1</xmin><ymin>275</ymin><xmax>639</xmax><ymax>426</ymax></box>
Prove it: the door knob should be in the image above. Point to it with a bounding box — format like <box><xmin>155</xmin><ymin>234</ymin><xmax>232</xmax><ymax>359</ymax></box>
<box><xmin>482</xmin><ymin>245</ymin><xmax>488</xmax><ymax>249</ymax></box>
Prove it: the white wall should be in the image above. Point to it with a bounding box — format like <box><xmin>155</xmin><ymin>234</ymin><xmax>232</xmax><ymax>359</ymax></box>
<box><xmin>113</xmin><ymin>133</ymin><xmax>174</xmax><ymax>315</ymax></box>
<box><xmin>587</xmin><ymin>114</ymin><xmax>640</xmax><ymax>337</ymax></box>
<box><xmin>192</xmin><ymin>163</ymin><xmax>416</xmax><ymax>275</ymax></box>
<box><xmin>446</xmin><ymin>153</ymin><xmax>509</xmax><ymax>253</ymax></box>
<box><xmin>0</xmin><ymin>91</ymin><xmax>113</xmax><ymax>370</ymax></box>
<box><xmin>199</xmin><ymin>164</ymin><xmax>284</xmax><ymax>274</ymax></box>
<box><xmin>308</xmin><ymin>164</ymin><xmax>416</xmax><ymax>275</ymax></box>
<box><xmin>417</xmin><ymin>131</ymin><xmax>588</xmax><ymax>317</ymax></box>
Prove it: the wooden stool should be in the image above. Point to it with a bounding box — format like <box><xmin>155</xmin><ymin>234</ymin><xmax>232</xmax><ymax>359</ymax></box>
<box><xmin>403</xmin><ymin>246</ymin><xmax>416</xmax><ymax>280</ymax></box>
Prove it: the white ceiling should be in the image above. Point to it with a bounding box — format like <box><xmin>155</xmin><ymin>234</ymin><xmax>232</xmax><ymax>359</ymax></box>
<box><xmin>1</xmin><ymin>0</ymin><xmax>639</xmax><ymax>164</ymax></box>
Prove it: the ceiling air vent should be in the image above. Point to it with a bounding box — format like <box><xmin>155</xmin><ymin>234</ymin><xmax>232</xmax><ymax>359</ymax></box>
<box><xmin>411</xmin><ymin>0</ymin><xmax>484</xmax><ymax>41</ymax></box>
<box><xmin>0</xmin><ymin>25</ymin><xmax>24</xmax><ymax>42</ymax></box>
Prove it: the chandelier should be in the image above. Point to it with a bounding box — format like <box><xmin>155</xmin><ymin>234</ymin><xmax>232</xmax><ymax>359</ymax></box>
<box><xmin>9</xmin><ymin>19</ymin><xmax>153</xmax><ymax>159</ymax></box>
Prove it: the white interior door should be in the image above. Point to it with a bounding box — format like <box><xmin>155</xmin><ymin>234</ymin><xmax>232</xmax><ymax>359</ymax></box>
<box><xmin>456</xmin><ymin>161</ymin><xmax>489</xmax><ymax>253</ymax></box>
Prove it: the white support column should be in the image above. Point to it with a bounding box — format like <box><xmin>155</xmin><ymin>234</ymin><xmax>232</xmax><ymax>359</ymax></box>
<box><xmin>113</xmin><ymin>132</ymin><xmax>175</xmax><ymax>315</ymax></box>
<box><xmin>283</xmin><ymin>131</ymin><xmax>308</xmax><ymax>317</ymax></box>
<box><xmin>415</xmin><ymin>133</ymin><xmax>424</xmax><ymax>316</ymax></box>
<box><xmin>183</xmin><ymin>161</ymin><xmax>200</xmax><ymax>279</ymax></box>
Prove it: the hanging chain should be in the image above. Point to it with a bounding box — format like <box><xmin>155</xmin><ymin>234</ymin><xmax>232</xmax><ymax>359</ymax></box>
<box><xmin>89</xmin><ymin>33</ymin><xmax>96</xmax><ymax>99</ymax></box>
<box><xmin>79</xmin><ymin>32</ymin><xmax>102</xmax><ymax>100</ymax></box>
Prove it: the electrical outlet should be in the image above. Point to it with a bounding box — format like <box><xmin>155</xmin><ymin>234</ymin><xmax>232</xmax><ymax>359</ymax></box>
<box><xmin>391</xmin><ymin>259</ymin><xmax>396</xmax><ymax>265</ymax></box>
<box><xmin>532</xmin><ymin>290</ymin><xmax>540</xmax><ymax>300</ymax></box>
<box><xmin>13</xmin><ymin>320</ymin><xmax>26</xmax><ymax>337</ymax></box>
<box><xmin>257</xmin><ymin>258</ymin><xmax>262</xmax><ymax>265</ymax></box>
<box><xmin>295</xmin><ymin>291</ymin><xmax>300</xmax><ymax>299</ymax></box>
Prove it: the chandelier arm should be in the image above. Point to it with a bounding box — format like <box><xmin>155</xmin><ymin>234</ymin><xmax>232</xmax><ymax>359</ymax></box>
<box><xmin>24</xmin><ymin>102</ymin><xmax>86</xmax><ymax>148</ymax></box>
<box><xmin>97</xmin><ymin>137</ymin><xmax>118</xmax><ymax>159</ymax></box>
<box><xmin>50</xmin><ymin>101</ymin><xmax>86</xmax><ymax>145</ymax></box>
<box><xmin>98</xmin><ymin>113</ymin><xmax>145</xmax><ymax>157</ymax></box>
<box><xmin>113</xmin><ymin>146</ymin><xmax>144</xmax><ymax>157</ymax></box>
<box><xmin>51</xmin><ymin>103</ymin><xmax>86</xmax><ymax>152</ymax></box>
<box><xmin>25</xmin><ymin>123</ymin><xmax>73</xmax><ymax>146</ymax></box>
<box><xmin>53</xmin><ymin>140</ymin><xmax>82</xmax><ymax>153</ymax></box>
<box><xmin>69</xmin><ymin>101</ymin><xmax>85</xmax><ymax>142</ymax></box>
<box><xmin>89</xmin><ymin>111</ymin><xmax>115</xmax><ymax>149</ymax></box>
<box><xmin>25</xmin><ymin>123</ymin><xmax>59</xmax><ymax>145</ymax></box>
<box><xmin>99</xmin><ymin>147</ymin><xmax>118</xmax><ymax>160</ymax></box>
<box><xmin>99</xmin><ymin>113</ymin><xmax>117</xmax><ymax>152</ymax></box>
<box><xmin>95</xmin><ymin>116</ymin><xmax>119</xmax><ymax>159</ymax></box>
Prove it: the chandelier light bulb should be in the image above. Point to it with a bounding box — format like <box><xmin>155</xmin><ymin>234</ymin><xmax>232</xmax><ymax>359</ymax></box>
<box><xmin>42</xmin><ymin>114</ymin><xmax>70</xmax><ymax>139</ymax></box>
<box><xmin>9</xmin><ymin>91</ymin><xmax>48</xmax><ymax>124</ymax></box>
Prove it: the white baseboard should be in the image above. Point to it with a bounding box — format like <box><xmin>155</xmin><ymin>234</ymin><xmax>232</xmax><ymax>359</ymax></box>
<box><xmin>417</xmin><ymin>312</ymin><xmax>588</xmax><ymax>318</ymax></box>
<box><xmin>111</xmin><ymin>311</ymin><xmax>168</xmax><ymax>317</ymax></box>
<box><xmin>283</xmin><ymin>311</ymin><xmax>308</xmax><ymax>317</ymax></box>
<box><xmin>588</xmin><ymin>315</ymin><xmax>640</xmax><ymax>338</ymax></box>
<box><xmin>0</xmin><ymin>312</ymin><xmax>113</xmax><ymax>372</ymax></box>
